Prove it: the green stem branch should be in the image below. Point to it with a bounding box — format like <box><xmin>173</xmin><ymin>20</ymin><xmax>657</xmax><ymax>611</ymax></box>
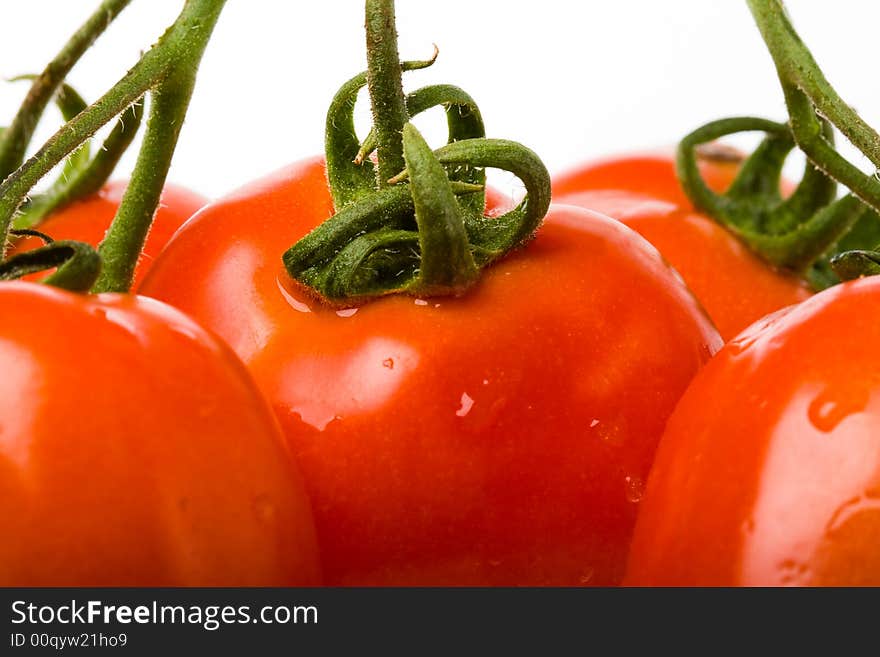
<box><xmin>747</xmin><ymin>0</ymin><xmax>880</xmax><ymax>210</ymax></box>
<box><xmin>93</xmin><ymin>70</ymin><xmax>196</xmax><ymax>293</ymax></box>
<box><xmin>365</xmin><ymin>0</ymin><xmax>409</xmax><ymax>186</ymax></box>
<box><xmin>0</xmin><ymin>0</ymin><xmax>132</xmax><ymax>180</ymax></box>
<box><xmin>0</xmin><ymin>0</ymin><xmax>226</xmax><ymax>289</ymax></box>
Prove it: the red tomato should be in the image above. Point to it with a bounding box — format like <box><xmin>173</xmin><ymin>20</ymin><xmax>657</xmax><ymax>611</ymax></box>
<box><xmin>0</xmin><ymin>282</ymin><xmax>320</xmax><ymax>586</ymax></box>
<box><xmin>625</xmin><ymin>276</ymin><xmax>880</xmax><ymax>586</ymax></box>
<box><xmin>552</xmin><ymin>152</ymin><xmax>811</xmax><ymax>340</ymax></box>
<box><xmin>140</xmin><ymin>157</ymin><xmax>721</xmax><ymax>585</ymax></box>
<box><xmin>11</xmin><ymin>181</ymin><xmax>206</xmax><ymax>288</ymax></box>
<box><xmin>551</xmin><ymin>148</ymin><xmax>742</xmax><ymax>209</ymax></box>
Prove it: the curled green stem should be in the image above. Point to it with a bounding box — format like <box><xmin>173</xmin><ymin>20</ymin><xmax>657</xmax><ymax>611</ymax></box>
<box><xmin>677</xmin><ymin>116</ymin><xmax>867</xmax><ymax>274</ymax></box>
<box><xmin>0</xmin><ymin>238</ymin><xmax>101</xmax><ymax>292</ymax></box>
<box><xmin>325</xmin><ymin>52</ymin><xmax>438</xmax><ymax>209</ymax></box>
<box><xmin>284</xmin><ymin>130</ymin><xmax>550</xmax><ymax>303</ymax></box>
<box><xmin>285</xmin><ymin>0</ymin><xmax>550</xmax><ymax>305</ymax></box>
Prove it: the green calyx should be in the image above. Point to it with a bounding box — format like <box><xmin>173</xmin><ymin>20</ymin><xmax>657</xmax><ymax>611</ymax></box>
<box><xmin>678</xmin><ymin>116</ymin><xmax>873</xmax><ymax>285</ymax></box>
<box><xmin>282</xmin><ymin>0</ymin><xmax>551</xmax><ymax>305</ymax></box>
<box><xmin>285</xmin><ymin>126</ymin><xmax>550</xmax><ymax>302</ymax></box>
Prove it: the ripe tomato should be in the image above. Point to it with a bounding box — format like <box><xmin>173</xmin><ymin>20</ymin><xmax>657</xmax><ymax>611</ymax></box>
<box><xmin>0</xmin><ymin>282</ymin><xmax>319</xmax><ymax>586</ymax></box>
<box><xmin>551</xmin><ymin>147</ymin><xmax>741</xmax><ymax>209</ymax></box>
<box><xmin>10</xmin><ymin>181</ymin><xmax>206</xmax><ymax>288</ymax></box>
<box><xmin>625</xmin><ymin>276</ymin><xmax>880</xmax><ymax>586</ymax></box>
<box><xmin>552</xmin><ymin>153</ymin><xmax>811</xmax><ymax>340</ymax></box>
<box><xmin>140</xmin><ymin>158</ymin><xmax>721</xmax><ymax>585</ymax></box>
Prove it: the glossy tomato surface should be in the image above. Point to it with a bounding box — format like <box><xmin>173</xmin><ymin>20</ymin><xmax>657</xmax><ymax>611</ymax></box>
<box><xmin>552</xmin><ymin>189</ymin><xmax>812</xmax><ymax>340</ymax></box>
<box><xmin>141</xmin><ymin>158</ymin><xmax>721</xmax><ymax>585</ymax></box>
<box><xmin>625</xmin><ymin>276</ymin><xmax>880</xmax><ymax>586</ymax></box>
<box><xmin>552</xmin><ymin>150</ymin><xmax>810</xmax><ymax>340</ymax></box>
<box><xmin>11</xmin><ymin>181</ymin><xmax>206</xmax><ymax>287</ymax></box>
<box><xmin>0</xmin><ymin>282</ymin><xmax>319</xmax><ymax>586</ymax></box>
<box><xmin>552</xmin><ymin>148</ymin><xmax>741</xmax><ymax>209</ymax></box>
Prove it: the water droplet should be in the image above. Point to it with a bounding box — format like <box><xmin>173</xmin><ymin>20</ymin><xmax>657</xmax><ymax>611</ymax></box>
<box><xmin>778</xmin><ymin>559</ymin><xmax>809</xmax><ymax>585</ymax></box>
<box><xmin>383</xmin><ymin>358</ymin><xmax>394</xmax><ymax>369</ymax></box>
<box><xmin>90</xmin><ymin>307</ymin><xmax>108</xmax><ymax>320</ymax></box>
<box><xmin>414</xmin><ymin>299</ymin><xmax>428</xmax><ymax>306</ymax></box>
<box><xmin>624</xmin><ymin>475</ymin><xmax>645</xmax><ymax>503</ymax></box>
<box><xmin>808</xmin><ymin>387</ymin><xmax>868</xmax><ymax>433</ymax></box>
<box><xmin>456</xmin><ymin>392</ymin><xmax>475</xmax><ymax>417</ymax></box>
<box><xmin>825</xmin><ymin>494</ymin><xmax>880</xmax><ymax>536</ymax></box>
<box><xmin>336</xmin><ymin>308</ymin><xmax>358</xmax><ymax>318</ymax></box>
<box><xmin>589</xmin><ymin>419</ymin><xmax>599</xmax><ymax>428</ymax></box>
<box><xmin>276</xmin><ymin>277</ymin><xmax>311</xmax><ymax>313</ymax></box>
<box><xmin>482</xmin><ymin>379</ymin><xmax>489</xmax><ymax>386</ymax></box>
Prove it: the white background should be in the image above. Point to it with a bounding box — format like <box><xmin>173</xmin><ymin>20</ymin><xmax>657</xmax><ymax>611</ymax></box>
<box><xmin>2</xmin><ymin>1</ymin><xmax>879</xmax><ymax>199</ymax></box>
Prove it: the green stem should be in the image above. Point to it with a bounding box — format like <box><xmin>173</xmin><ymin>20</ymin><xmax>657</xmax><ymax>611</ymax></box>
<box><xmin>14</xmin><ymin>97</ymin><xmax>144</xmax><ymax>230</ymax></box>
<box><xmin>0</xmin><ymin>0</ymin><xmax>132</xmax><ymax>180</ymax></box>
<box><xmin>0</xmin><ymin>82</ymin><xmax>151</xmax><ymax>259</ymax></box>
<box><xmin>365</xmin><ymin>0</ymin><xmax>409</xmax><ymax>186</ymax></box>
<box><xmin>93</xmin><ymin>70</ymin><xmax>197</xmax><ymax>293</ymax></box>
<box><xmin>284</xmin><ymin>0</ymin><xmax>551</xmax><ymax>305</ymax></box>
<box><xmin>747</xmin><ymin>0</ymin><xmax>880</xmax><ymax>210</ymax></box>
<box><xmin>46</xmin><ymin>98</ymin><xmax>144</xmax><ymax>214</ymax></box>
<box><xmin>0</xmin><ymin>0</ymin><xmax>226</xmax><ymax>285</ymax></box>
<box><xmin>325</xmin><ymin>54</ymin><xmax>437</xmax><ymax>209</ymax></box>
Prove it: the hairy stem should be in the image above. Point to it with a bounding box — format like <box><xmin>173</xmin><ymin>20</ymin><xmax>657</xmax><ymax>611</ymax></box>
<box><xmin>0</xmin><ymin>0</ymin><xmax>132</xmax><ymax>180</ymax></box>
<box><xmin>365</xmin><ymin>0</ymin><xmax>409</xmax><ymax>186</ymax></box>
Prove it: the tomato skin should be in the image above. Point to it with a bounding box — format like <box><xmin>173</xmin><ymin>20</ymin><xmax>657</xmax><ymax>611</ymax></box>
<box><xmin>625</xmin><ymin>276</ymin><xmax>880</xmax><ymax>586</ymax></box>
<box><xmin>0</xmin><ymin>282</ymin><xmax>320</xmax><ymax>586</ymax></box>
<box><xmin>552</xmin><ymin>150</ymin><xmax>741</xmax><ymax>209</ymax></box>
<box><xmin>11</xmin><ymin>180</ymin><xmax>206</xmax><ymax>288</ymax></box>
<box><xmin>552</xmin><ymin>151</ymin><xmax>811</xmax><ymax>340</ymax></box>
<box><xmin>552</xmin><ymin>189</ymin><xmax>812</xmax><ymax>340</ymax></box>
<box><xmin>141</xmin><ymin>158</ymin><xmax>721</xmax><ymax>585</ymax></box>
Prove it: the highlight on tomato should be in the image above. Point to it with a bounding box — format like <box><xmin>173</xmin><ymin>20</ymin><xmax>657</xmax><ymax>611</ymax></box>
<box><xmin>624</xmin><ymin>276</ymin><xmax>880</xmax><ymax>586</ymax></box>
<box><xmin>551</xmin><ymin>144</ymin><xmax>743</xmax><ymax>210</ymax></box>
<box><xmin>624</xmin><ymin>0</ymin><xmax>880</xmax><ymax>587</ymax></box>
<box><xmin>0</xmin><ymin>0</ymin><xmax>326</xmax><ymax>586</ymax></box>
<box><xmin>0</xmin><ymin>282</ymin><xmax>321</xmax><ymax>586</ymax></box>
<box><xmin>141</xmin><ymin>0</ymin><xmax>722</xmax><ymax>586</ymax></box>
<box><xmin>550</xmin><ymin>122</ymin><xmax>857</xmax><ymax>341</ymax></box>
